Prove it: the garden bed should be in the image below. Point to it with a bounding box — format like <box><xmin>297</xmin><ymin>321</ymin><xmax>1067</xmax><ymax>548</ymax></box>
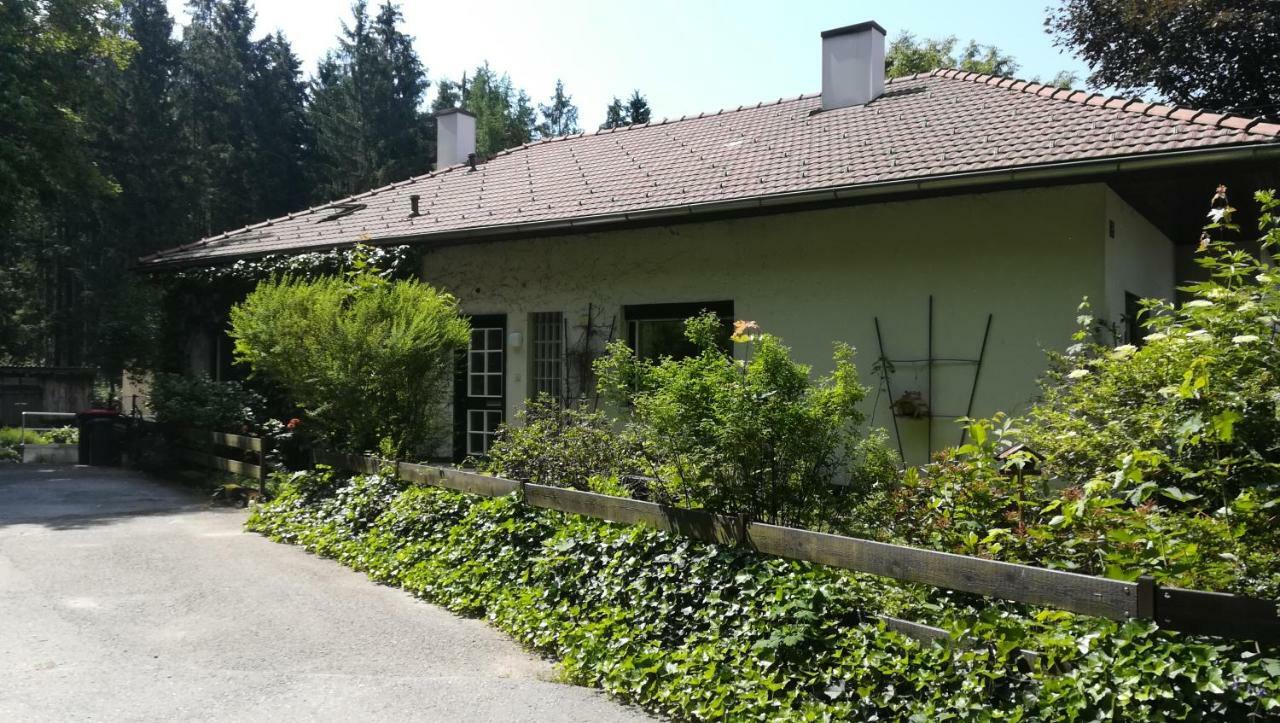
<box><xmin>247</xmin><ymin>468</ymin><xmax>1280</xmax><ymax>721</ymax></box>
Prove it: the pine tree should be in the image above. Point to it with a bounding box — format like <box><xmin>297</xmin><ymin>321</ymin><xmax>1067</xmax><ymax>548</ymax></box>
<box><xmin>176</xmin><ymin>0</ymin><xmax>265</xmax><ymax>235</ymax></box>
<box><xmin>626</xmin><ymin>90</ymin><xmax>651</xmax><ymax>125</ymax></box>
<box><xmin>465</xmin><ymin>63</ymin><xmax>534</xmax><ymax>156</ymax></box>
<box><xmin>537</xmin><ymin>79</ymin><xmax>580</xmax><ymax>138</ymax></box>
<box><xmin>99</xmin><ymin>0</ymin><xmax>193</xmax><ymax>255</ymax></box>
<box><xmin>433</xmin><ymin>76</ymin><xmax>464</xmax><ymax>111</ymax></box>
<box><xmin>84</xmin><ymin>0</ymin><xmax>194</xmax><ymax>376</ymax></box>
<box><xmin>310</xmin><ymin>0</ymin><xmax>431</xmax><ymax>200</ymax></box>
<box><xmin>249</xmin><ymin>32</ymin><xmax>312</xmax><ymax>217</ymax></box>
<box><xmin>600</xmin><ymin>96</ymin><xmax>627</xmax><ymax>130</ymax></box>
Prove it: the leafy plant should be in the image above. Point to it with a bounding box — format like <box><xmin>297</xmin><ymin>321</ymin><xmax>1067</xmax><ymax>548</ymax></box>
<box><xmin>229</xmin><ymin>248</ymin><xmax>470</xmax><ymax>457</ymax></box>
<box><xmin>147</xmin><ymin>372</ymin><xmax>265</xmax><ymax>432</ymax></box>
<box><xmin>852</xmin><ymin>187</ymin><xmax>1280</xmax><ymax>597</ymax></box>
<box><xmin>248</xmin><ymin>468</ymin><xmax>1280</xmax><ymax>720</ymax></box>
<box><xmin>594</xmin><ymin>314</ymin><xmax>897</xmax><ymax>527</ymax></box>
<box><xmin>0</xmin><ymin>426</ymin><xmax>45</xmax><ymax>448</ymax></box>
<box><xmin>43</xmin><ymin>426</ymin><xmax>78</xmax><ymax>444</ymax></box>
<box><xmin>484</xmin><ymin>394</ymin><xmax>646</xmax><ymax>492</ymax></box>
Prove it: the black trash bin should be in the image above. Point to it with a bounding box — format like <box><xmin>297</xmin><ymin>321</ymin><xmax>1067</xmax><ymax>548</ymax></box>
<box><xmin>76</xmin><ymin>409</ymin><xmax>122</xmax><ymax>466</ymax></box>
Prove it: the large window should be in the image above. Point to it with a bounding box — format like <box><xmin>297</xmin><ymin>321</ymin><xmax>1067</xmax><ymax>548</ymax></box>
<box><xmin>625</xmin><ymin>300</ymin><xmax>734</xmax><ymax>361</ymax></box>
<box><xmin>530</xmin><ymin>311</ymin><xmax>564</xmax><ymax>400</ymax></box>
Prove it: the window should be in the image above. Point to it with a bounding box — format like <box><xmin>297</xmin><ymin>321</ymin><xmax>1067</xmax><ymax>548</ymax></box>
<box><xmin>467</xmin><ymin>409</ymin><xmax>502</xmax><ymax>455</ymax></box>
<box><xmin>530</xmin><ymin>311</ymin><xmax>564</xmax><ymax>401</ymax></box>
<box><xmin>625</xmin><ymin>300</ymin><xmax>734</xmax><ymax>361</ymax></box>
<box><xmin>468</xmin><ymin>327</ymin><xmax>504</xmax><ymax>397</ymax></box>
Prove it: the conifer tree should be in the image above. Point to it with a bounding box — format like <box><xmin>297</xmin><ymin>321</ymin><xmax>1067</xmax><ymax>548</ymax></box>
<box><xmin>537</xmin><ymin>79</ymin><xmax>580</xmax><ymax>138</ymax></box>
<box><xmin>249</xmin><ymin>32</ymin><xmax>312</xmax><ymax>217</ymax></box>
<box><xmin>626</xmin><ymin>90</ymin><xmax>651</xmax><ymax>125</ymax></box>
<box><xmin>600</xmin><ymin>96</ymin><xmax>627</xmax><ymax>129</ymax></box>
<box><xmin>309</xmin><ymin>0</ymin><xmax>431</xmax><ymax>199</ymax></box>
<box><xmin>465</xmin><ymin>63</ymin><xmax>535</xmax><ymax>156</ymax></box>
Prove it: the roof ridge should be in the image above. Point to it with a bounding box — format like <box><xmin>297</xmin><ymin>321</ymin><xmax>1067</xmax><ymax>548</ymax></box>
<box><xmin>931</xmin><ymin>67</ymin><xmax>1280</xmax><ymax>138</ymax></box>
<box><xmin>581</xmin><ymin>92</ymin><xmax>822</xmax><ymax>138</ymax></box>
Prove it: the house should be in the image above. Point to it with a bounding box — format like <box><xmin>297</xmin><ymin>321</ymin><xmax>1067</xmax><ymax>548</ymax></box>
<box><xmin>139</xmin><ymin>21</ymin><xmax>1280</xmax><ymax>464</ymax></box>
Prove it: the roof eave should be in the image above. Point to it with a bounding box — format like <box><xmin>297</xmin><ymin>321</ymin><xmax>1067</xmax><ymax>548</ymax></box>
<box><xmin>138</xmin><ymin>141</ymin><xmax>1280</xmax><ymax>272</ymax></box>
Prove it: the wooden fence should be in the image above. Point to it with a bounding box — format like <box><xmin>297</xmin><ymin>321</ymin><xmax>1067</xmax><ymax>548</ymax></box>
<box><xmin>175</xmin><ymin>435</ymin><xmax>1280</xmax><ymax>644</ymax></box>
<box><xmin>172</xmin><ymin>428</ymin><xmax>266</xmax><ymax>489</ymax></box>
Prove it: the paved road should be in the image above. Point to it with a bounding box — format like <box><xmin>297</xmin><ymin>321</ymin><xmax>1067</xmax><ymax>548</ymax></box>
<box><xmin>0</xmin><ymin>465</ymin><xmax>650</xmax><ymax>722</ymax></box>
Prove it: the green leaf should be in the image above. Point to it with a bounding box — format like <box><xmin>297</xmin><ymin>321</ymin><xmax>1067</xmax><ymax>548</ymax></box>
<box><xmin>1160</xmin><ymin>486</ymin><xmax>1203</xmax><ymax>503</ymax></box>
<box><xmin>1210</xmin><ymin>409</ymin><xmax>1243</xmax><ymax>443</ymax></box>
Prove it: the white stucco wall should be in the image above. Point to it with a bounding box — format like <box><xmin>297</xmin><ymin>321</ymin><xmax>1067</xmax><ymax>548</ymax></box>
<box><xmin>1103</xmin><ymin>187</ymin><xmax>1176</xmax><ymax>339</ymax></box>
<box><xmin>422</xmin><ymin>183</ymin><xmax>1139</xmax><ymax>464</ymax></box>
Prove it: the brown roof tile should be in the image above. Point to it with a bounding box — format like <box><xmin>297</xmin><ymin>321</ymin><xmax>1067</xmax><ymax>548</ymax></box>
<box><xmin>140</xmin><ymin>69</ymin><xmax>1280</xmax><ymax>267</ymax></box>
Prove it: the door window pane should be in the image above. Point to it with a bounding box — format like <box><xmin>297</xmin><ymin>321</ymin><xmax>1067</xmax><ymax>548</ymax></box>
<box><xmin>467</xmin><ymin>409</ymin><xmax>501</xmax><ymax>455</ymax></box>
<box><xmin>467</xmin><ymin>326</ymin><xmax>503</xmax><ymax>398</ymax></box>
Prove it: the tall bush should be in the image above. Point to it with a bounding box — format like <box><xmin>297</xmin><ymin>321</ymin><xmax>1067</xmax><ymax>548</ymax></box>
<box><xmin>147</xmin><ymin>372</ymin><xmax>265</xmax><ymax>432</ymax></box>
<box><xmin>484</xmin><ymin>394</ymin><xmax>646</xmax><ymax>493</ymax></box>
<box><xmin>853</xmin><ymin>187</ymin><xmax>1280</xmax><ymax>597</ymax></box>
<box><xmin>595</xmin><ymin>314</ymin><xmax>897</xmax><ymax>526</ymax></box>
<box><xmin>1026</xmin><ymin>187</ymin><xmax>1280</xmax><ymax>505</ymax></box>
<box><xmin>229</xmin><ymin>251</ymin><xmax>469</xmax><ymax>456</ymax></box>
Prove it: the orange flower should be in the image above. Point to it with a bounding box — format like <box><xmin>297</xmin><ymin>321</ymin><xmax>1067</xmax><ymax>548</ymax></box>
<box><xmin>731</xmin><ymin>320</ymin><xmax>761</xmax><ymax>343</ymax></box>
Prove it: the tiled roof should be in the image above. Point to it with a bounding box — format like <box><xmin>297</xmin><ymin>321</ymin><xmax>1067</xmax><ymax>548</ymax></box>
<box><xmin>141</xmin><ymin>69</ymin><xmax>1280</xmax><ymax>268</ymax></box>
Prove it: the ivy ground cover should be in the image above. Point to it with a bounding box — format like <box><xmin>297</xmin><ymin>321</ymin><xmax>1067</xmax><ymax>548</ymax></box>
<box><xmin>248</xmin><ymin>469</ymin><xmax>1280</xmax><ymax>721</ymax></box>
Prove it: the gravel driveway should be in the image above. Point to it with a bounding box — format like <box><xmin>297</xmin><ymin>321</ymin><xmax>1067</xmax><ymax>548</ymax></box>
<box><xmin>0</xmin><ymin>465</ymin><xmax>650</xmax><ymax>722</ymax></box>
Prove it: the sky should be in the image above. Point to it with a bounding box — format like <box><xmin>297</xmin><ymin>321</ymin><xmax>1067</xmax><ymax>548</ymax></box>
<box><xmin>165</xmin><ymin>0</ymin><xmax>1093</xmax><ymax>130</ymax></box>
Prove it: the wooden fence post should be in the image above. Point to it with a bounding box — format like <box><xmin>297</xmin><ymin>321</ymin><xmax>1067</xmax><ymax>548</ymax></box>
<box><xmin>1136</xmin><ymin>575</ymin><xmax>1156</xmax><ymax>619</ymax></box>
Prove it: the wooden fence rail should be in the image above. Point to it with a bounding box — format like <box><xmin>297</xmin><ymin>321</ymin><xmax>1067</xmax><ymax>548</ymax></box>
<box><xmin>173</xmin><ymin>428</ymin><xmax>266</xmax><ymax>488</ymax></box>
<box><xmin>175</xmin><ymin>439</ymin><xmax>1278</xmax><ymax>644</ymax></box>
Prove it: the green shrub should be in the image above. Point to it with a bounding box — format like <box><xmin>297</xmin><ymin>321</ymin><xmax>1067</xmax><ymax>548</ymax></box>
<box><xmin>851</xmin><ymin>416</ymin><xmax>1265</xmax><ymax>593</ymax></box>
<box><xmin>484</xmin><ymin>394</ymin><xmax>646</xmax><ymax>492</ymax></box>
<box><xmin>0</xmin><ymin>426</ymin><xmax>45</xmax><ymax>461</ymax></box>
<box><xmin>851</xmin><ymin>188</ymin><xmax>1280</xmax><ymax>597</ymax></box>
<box><xmin>43</xmin><ymin>426</ymin><xmax>78</xmax><ymax>444</ymax></box>
<box><xmin>1029</xmin><ymin>187</ymin><xmax>1280</xmax><ymax>501</ymax></box>
<box><xmin>147</xmin><ymin>372</ymin><xmax>265</xmax><ymax>432</ymax></box>
<box><xmin>248</xmin><ymin>469</ymin><xmax>1280</xmax><ymax>720</ymax></box>
<box><xmin>0</xmin><ymin>426</ymin><xmax>44</xmax><ymax>447</ymax></box>
<box><xmin>594</xmin><ymin>314</ymin><xmax>897</xmax><ymax>526</ymax></box>
<box><xmin>229</xmin><ymin>248</ymin><xmax>469</xmax><ymax>457</ymax></box>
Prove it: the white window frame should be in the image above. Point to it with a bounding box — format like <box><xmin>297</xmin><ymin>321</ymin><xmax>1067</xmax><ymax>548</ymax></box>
<box><xmin>467</xmin><ymin>327</ymin><xmax>504</xmax><ymax>399</ymax></box>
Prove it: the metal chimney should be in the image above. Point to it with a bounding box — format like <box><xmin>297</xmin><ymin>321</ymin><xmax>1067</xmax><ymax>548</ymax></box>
<box><xmin>435</xmin><ymin>108</ymin><xmax>477</xmax><ymax>169</ymax></box>
<box><xmin>821</xmin><ymin>21</ymin><xmax>886</xmax><ymax>110</ymax></box>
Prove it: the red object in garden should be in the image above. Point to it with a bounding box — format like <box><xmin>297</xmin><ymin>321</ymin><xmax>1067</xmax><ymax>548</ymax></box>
<box><xmin>286</xmin><ymin>418</ymin><xmax>302</xmax><ymax>430</ymax></box>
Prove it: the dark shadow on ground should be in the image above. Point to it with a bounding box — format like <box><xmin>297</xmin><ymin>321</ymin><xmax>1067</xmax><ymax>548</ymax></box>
<box><xmin>0</xmin><ymin>464</ymin><xmax>227</xmax><ymax>531</ymax></box>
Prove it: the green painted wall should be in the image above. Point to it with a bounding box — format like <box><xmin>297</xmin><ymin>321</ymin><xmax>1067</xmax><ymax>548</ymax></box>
<box><xmin>422</xmin><ymin>182</ymin><xmax>1169</xmax><ymax>464</ymax></box>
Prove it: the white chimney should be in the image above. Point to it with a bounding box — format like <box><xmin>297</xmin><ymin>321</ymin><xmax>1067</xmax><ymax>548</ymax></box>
<box><xmin>435</xmin><ymin>108</ymin><xmax>476</xmax><ymax>169</ymax></box>
<box><xmin>821</xmin><ymin>21</ymin><xmax>886</xmax><ymax>110</ymax></box>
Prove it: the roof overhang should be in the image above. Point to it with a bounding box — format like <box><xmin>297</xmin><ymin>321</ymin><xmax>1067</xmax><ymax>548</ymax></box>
<box><xmin>139</xmin><ymin>142</ymin><xmax>1280</xmax><ymax>271</ymax></box>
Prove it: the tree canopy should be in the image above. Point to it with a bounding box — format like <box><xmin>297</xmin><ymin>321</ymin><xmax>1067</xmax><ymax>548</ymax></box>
<box><xmin>1048</xmin><ymin>0</ymin><xmax>1280</xmax><ymax>115</ymax></box>
<box><xmin>600</xmin><ymin>90</ymin><xmax>652</xmax><ymax>129</ymax></box>
<box><xmin>537</xmin><ymin>79</ymin><xmax>580</xmax><ymax>138</ymax></box>
<box><xmin>309</xmin><ymin>0</ymin><xmax>431</xmax><ymax>200</ymax></box>
<box><xmin>885</xmin><ymin>32</ymin><xmax>1018</xmax><ymax>79</ymax></box>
